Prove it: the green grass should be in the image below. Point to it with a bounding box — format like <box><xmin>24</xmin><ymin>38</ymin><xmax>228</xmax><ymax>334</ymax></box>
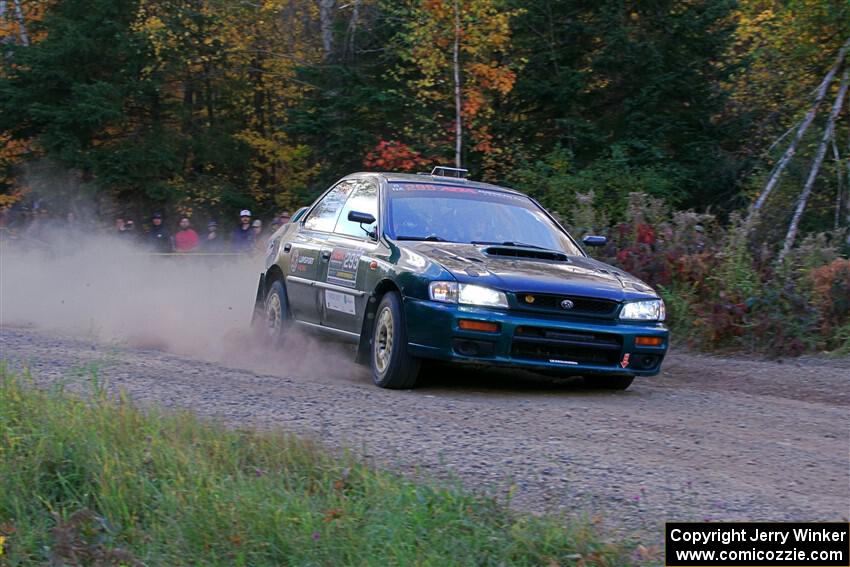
<box><xmin>0</xmin><ymin>365</ymin><xmax>636</xmax><ymax>566</ymax></box>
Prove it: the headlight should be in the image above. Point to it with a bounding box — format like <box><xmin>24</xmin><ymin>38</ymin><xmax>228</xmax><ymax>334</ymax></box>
<box><xmin>428</xmin><ymin>281</ymin><xmax>459</xmax><ymax>303</ymax></box>
<box><xmin>428</xmin><ymin>282</ymin><xmax>508</xmax><ymax>308</ymax></box>
<box><xmin>619</xmin><ymin>299</ymin><xmax>665</xmax><ymax>321</ymax></box>
<box><xmin>459</xmin><ymin>284</ymin><xmax>508</xmax><ymax>308</ymax></box>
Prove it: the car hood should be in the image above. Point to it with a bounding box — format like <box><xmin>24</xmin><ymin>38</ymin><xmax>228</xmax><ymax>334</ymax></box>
<box><xmin>400</xmin><ymin>241</ymin><xmax>658</xmax><ymax>302</ymax></box>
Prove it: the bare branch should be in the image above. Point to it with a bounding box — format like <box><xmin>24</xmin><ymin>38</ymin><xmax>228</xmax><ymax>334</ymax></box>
<box><xmin>748</xmin><ymin>36</ymin><xmax>850</xmax><ymax>227</ymax></box>
<box><xmin>779</xmin><ymin>68</ymin><xmax>849</xmax><ymax>261</ymax></box>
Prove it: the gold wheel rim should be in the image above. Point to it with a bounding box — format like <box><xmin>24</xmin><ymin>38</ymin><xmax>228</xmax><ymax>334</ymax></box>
<box><xmin>265</xmin><ymin>293</ymin><xmax>281</xmax><ymax>336</ymax></box>
<box><xmin>374</xmin><ymin>306</ymin><xmax>394</xmax><ymax>374</ymax></box>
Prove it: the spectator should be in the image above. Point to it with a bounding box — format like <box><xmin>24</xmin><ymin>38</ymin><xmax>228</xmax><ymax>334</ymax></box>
<box><xmin>252</xmin><ymin>219</ymin><xmax>266</xmax><ymax>253</ymax></box>
<box><xmin>123</xmin><ymin>220</ymin><xmax>137</xmax><ymax>240</ymax></box>
<box><xmin>203</xmin><ymin>220</ymin><xmax>226</xmax><ymax>252</ymax></box>
<box><xmin>145</xmin><ymin>212</ymin><xmax>173</xmax><ymax>253</ymax></box>
<box><xmin>115</xmin><ymin>216</ymin><xmax>136</xmax><ymax>241</ymax></box>
<box><xmin>174</xmin><ymin>217</ymin><xmax>200</xmax><ymax>252</ymax></box>
<box><xmin>62</xmin><ymin>210</ymin><xmax>83</xmax><ymax>242</ymax></box>
<box><xmin>231</xmin><ymin>209</ymin><xmax>254</xmax><ymax>252</ymax></box>
<box><xmin>26</xmin><ymin>207</ymin><xmax>52</xmax><ymax>242</ymax></box>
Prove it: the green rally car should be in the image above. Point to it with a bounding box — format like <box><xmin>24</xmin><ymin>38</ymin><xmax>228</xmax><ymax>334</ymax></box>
<box><xmin>253</xmin><ymin>167</ymin><xmax>669</xmax><ymax>390</ymax></box>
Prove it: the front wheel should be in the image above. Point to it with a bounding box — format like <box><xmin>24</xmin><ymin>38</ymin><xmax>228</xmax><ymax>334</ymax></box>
<box><xmin>371</xmin><ymin>292</ymin><xmax>420</xmax><ymax>389</ymax></box>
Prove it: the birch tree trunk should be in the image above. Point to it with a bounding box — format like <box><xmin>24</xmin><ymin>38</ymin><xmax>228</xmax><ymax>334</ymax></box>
<box><xmin>345</xmin><ymin>0</ymin><xmax>359</xmax><ymax>60</ymax></box>
<box><xmin>846</xmin><ymin>114</ymin><xmax>850</xmax><ymax>243</ymax></box>
<box><xmin>453</xmin><ymin>0</ymin><xmax>462</xmax><ymax>169</ymax></box>
<box><xmin>747</xmin><ymin>36</ymin><xmax>850</xmax><ymax>227</ymax></box>
<box><xmin>779</xmin><ymin>68</ymin><xmax>849</xmax><ymax>261</ymax></box>
<box><xmin>832</xmin><ymin>136</ymin><xmax>842</xmax><ymax>229</ymax></box>
<box><xmin>319</xmin><ymin>0</ymin><xmax>334</xmax><ymax>61</ymax></box>
<box><xmin>12</xmin><ymin>0</ymin><xmax>27</xmax><ymax>46</ymax></box>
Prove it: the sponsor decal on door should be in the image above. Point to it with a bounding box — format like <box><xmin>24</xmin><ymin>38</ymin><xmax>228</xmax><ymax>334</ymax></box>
<box><xmin>325</xmin><ymin>290</ymin><xmax>356</xmax><ymax>315</ymax></box>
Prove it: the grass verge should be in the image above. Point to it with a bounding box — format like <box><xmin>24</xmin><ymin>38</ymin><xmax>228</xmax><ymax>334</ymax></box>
<box><xmin>0</xmin><ymin>365</ymin><xmax>636</xmax><ymax>566</ymax></box>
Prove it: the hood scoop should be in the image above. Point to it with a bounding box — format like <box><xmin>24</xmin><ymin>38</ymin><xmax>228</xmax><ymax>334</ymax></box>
<box><xmin>483</xmin><ymin>246</ymin><xmax>569</xmax><ymax>262</ymax></box>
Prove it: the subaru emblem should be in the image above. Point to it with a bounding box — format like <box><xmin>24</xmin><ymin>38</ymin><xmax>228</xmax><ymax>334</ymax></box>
<box><xmin>560</xmin><ymin>299</ymin><xmax>574</xmax><ymax>310</ymax></box>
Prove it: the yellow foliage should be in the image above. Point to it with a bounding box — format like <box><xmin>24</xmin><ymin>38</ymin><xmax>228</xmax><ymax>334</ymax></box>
<box><xmin>726</xmin><ymin>0</ymin><xmax>849</xmax><ymax>148</ymax></box>
<box><xmin>399</xmin><ymin>0</ymin><xmax>524</xmax><ymax>167</ymax></box>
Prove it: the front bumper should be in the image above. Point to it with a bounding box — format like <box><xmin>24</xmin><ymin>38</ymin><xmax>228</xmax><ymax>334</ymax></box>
<box><xmin>404</xmin><ymin>298</ymin><xmax>668</xmax><ymax>376</ymax></box>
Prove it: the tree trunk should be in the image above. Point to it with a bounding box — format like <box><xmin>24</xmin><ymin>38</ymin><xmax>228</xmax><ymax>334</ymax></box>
<box><xmin>12</xmin><ymin>0</ymin><xmax>27</xmax><ymax>46</ymax></box>
<box><xmin>846</xmin><ymin>110</ymin><xmax>850</xmax><ymax>243</ymax></box>
<box><xmin>319</xmin><ymin>0</ymin><xmax>335</xmax><ymax>61</ymax></box>
<box><xmin>832</xmin><ymin>135</ymin><xmax>842</xmax><ymax>229</ymax></box>
<box><xmin>345</xmin><ymin>0</ymin><xmax>359</xmax><ymax>60</ymax></box>
<box><xmin>453</xmin><ymin>0</ymin><xmax>462</xmax><ymax>169</ymax></box>
<box><xmin>779</xmin><ymin>68</ymin><xmax>849</xmax><ymax>261</ymax></box>
<box><xmin>747</xmin><ymin>36</ymin><xmax>850</xmax><ymax>227</ymax></box>
<box><xmin>844</xmin><ymin>112</ymin><xmax>850</xmax><ymax>233</ymax></box>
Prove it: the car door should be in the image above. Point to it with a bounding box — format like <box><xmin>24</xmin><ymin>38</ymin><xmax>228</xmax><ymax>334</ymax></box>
<box><xmin>285</xmin><ymin>180</ymin><xmax>357</xmax><ymax>323</ymax></box>
<box><xmin>317</xmin><ymin>178</ymin><xmax>380</xmax><ymax>334</ymax></box>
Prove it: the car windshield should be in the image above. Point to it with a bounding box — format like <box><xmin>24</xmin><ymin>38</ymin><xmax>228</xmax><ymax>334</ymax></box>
<box><xmin>385</xmin><ymin>182</ymin><xmax>583</xmax><ymax>255</ymax></box>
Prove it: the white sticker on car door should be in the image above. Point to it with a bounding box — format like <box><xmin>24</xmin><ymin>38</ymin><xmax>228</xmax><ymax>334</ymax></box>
<box><xmin>325</xmin><ymin>290</ymin><xmax>356</xmax><ymax>315</ymax></box>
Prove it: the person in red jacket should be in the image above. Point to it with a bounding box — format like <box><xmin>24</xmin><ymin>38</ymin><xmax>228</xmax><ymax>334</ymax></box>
<box><xmin>174</xmin><ymin>217</ymin><xmax>200</xmax><ymax>252</ymax></box>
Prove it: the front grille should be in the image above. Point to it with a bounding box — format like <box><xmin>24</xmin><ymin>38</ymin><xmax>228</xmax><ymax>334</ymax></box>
<box><xmin>511</xmin><ymin>326</ymin><xmax>621</xmax><ymax>366</ymax></box>
<box><xmin>515</xmin><ymin>293</ymin><xmax>618</xmax><ymax>318</ymax></box>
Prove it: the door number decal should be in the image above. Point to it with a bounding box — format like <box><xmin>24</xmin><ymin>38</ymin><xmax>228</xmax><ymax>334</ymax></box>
<box><xmin>327</xmin><ymin>248</ymin><xmax>361</xmax><ymax>288</ymax></box>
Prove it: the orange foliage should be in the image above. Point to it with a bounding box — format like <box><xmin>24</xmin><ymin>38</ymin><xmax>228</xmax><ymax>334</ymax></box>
<box><xmin>363</xmin><ymin>140</ymin><xmax>429</xmax><ymax>171</ymax></box>
<box><xmin>810</xmin><ymin>259</ymin><xmax>850</xmax><ymax>334</ymax></box>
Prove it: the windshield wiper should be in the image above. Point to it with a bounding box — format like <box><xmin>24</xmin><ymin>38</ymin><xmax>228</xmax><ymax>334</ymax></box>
<box><xmin>471</xmin><ymin>240</ymin><xmax>548</xmax><ymax>250</ymax></box>
<box><xmin>395</xmin><ymin>234</ymin><xmax>450</xmax><ymax>242</ymax></box>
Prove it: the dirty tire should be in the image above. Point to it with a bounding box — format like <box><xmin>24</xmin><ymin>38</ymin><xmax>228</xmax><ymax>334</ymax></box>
<box><xmin>259</xmin><ymin>280</ymin><xmax>290</xmax><ymax>347</ymax></box>
<box><xmin>584</xmin><ymin>375</ymin><xmax>634</xmax><ymax>390</ymax></box>
<box><xmin>371</xmin><ymin>292</ymin><xmax>420</xmax><ymax>389</ymax></box>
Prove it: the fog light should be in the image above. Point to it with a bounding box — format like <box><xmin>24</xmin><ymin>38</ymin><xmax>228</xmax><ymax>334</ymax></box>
<box><xmin>458</xmin><ymin>319</ymin><xmax>500</xmax><ymax>333</ymax></box>
<box><xmin>635</xmin><ymin>336</ymin><xmax>664</xmax><ymax>346</ymax></box>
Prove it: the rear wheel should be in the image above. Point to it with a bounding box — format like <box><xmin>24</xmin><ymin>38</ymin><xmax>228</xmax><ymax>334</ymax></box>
<box><xmin>583</xmin><ymin>375</ymin><xmax>634</xmax><ymax>390</ymax></box>
<box><xmin>371</xmin><ymin>292</ymin><xmax>420</xmax><ymax>389</ymax></box>
<box><xmin>258</xmin><ymin>280</ymin><xmax>290</xmax><ymax>346</ymax></box>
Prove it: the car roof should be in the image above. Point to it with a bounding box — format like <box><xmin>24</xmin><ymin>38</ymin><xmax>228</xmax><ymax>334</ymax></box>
<box><xmin>347</xmin><ymin>171</ymin><xmax>527</xmax><ymax>198</ymax></box>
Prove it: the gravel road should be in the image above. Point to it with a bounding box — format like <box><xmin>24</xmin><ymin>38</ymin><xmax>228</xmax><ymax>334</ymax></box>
<box><xmin>2</xmin><ymin>326</ymin><xmax>848</xmax><ymax>547</ymax></box>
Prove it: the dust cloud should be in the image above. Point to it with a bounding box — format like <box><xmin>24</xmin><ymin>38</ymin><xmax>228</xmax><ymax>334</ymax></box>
<box><xmin>0</xmin><ymin>232</ymin><xmax>363</xmax><ymax>382</ymax></box>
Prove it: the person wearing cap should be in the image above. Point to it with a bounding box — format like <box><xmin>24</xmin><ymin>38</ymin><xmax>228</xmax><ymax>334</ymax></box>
<box><xmin>202</xmin><ymin>220</ymin><xmax>225</xmax><ymax>252</ymax></box>
<box><xmin>231</xmin><ymin>209</ymin><xmax>255</xmax><ymax>252</ymax></box>
<box><xmin>145</xmin><ymin>212</ymin><xmax>174</xmax><ymax>253</ymax></box>
<box><xmin>174</xmin><ymin>217</ymin><xmax>200</xmax><ymax>252</ymax></box>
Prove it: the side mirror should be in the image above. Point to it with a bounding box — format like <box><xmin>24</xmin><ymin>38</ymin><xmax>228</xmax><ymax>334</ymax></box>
<box><xmin>582</xmin><ymin>235</ymin><xmax>607</xmax><ymax>247</ymax></box>
<box><xmin>348</xmin><ymin>210</ymin><xmax>377</xmax><ymax>240</ymax></box>
<box><xmin>348</xmin><ymin>211</ymin><xmax>376</xmax><ymax>225</ymax></box>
